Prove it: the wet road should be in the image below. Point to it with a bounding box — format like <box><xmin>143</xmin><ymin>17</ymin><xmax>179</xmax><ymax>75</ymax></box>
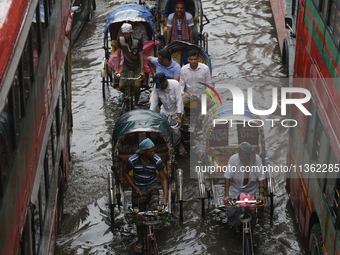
<box><xmin>56</xmin><ymin>0</ymin><xmax>307</xmax><ymax>254</ymax></box>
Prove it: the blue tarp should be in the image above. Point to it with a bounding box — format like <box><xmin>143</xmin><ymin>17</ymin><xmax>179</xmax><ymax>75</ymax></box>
<box><xmin>104</xmin><ymin>4</ymin><xmax>155</xmax><ymax>42</ymax></box>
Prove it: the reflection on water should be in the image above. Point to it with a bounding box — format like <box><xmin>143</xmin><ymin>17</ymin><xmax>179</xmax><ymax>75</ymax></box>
<box><xmin>56</xmin><ymin>0</ymin><xmax>306</xmax><ymax>254</ymax></box>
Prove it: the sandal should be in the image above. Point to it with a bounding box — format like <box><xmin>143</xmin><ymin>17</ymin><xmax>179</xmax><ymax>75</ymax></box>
<box><xmin>134</xmin><ymin>243</ymin><xmax>143</xmax><ymax>254</ymax></box>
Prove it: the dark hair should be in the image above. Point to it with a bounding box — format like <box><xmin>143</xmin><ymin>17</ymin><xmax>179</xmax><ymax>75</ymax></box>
<box><xmin>157</xmin><ymin>48</ymin><xmax>172</xmax><ymax>61</ymax></box>
<box><xmin>188</xmin><ymin>49</ymin><xmax>199</xmax><ymax>57</ymax></box>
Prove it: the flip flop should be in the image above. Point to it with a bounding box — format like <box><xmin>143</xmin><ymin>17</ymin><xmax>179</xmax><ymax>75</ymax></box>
<box><xmin>134</xmin><ymin>244</ymin><xmax>143</xmax><ymax>254</ymax></box>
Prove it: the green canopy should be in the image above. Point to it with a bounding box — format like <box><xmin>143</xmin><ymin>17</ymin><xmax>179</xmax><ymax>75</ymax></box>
<box><xmin>112</xmin><ymin>109</ymin><xmax>173</xmax><ymax>146</ymax></box>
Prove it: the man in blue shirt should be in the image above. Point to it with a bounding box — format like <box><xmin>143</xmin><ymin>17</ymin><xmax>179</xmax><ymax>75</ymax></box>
<box><xmin>147</xmin><ymin>48</ymin><xmax>181</xmax><ymax>81</ymax></box>
<box><xmin>123</xmin><ymin>138</ymin><xmax>168</xmax><ymax>253</ymax></box>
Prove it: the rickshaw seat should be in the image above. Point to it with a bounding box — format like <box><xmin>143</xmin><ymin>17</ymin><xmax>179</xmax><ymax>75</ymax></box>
<box><xmin>208</xmin><ymin>145</ymin><xmax>260</xmax><ymax>167</ymax></box>
<box><xmin>208</xmin><ymin>146</ymin><xmax>239</xmax><ymax>166</ymax></box>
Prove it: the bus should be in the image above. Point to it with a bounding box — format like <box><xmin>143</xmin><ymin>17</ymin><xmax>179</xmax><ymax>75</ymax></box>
<box><xmin>271</xmin><ymin>0</ymin><xmax>340</xmax><ymax>254</ymax></box>
<box><xmin>0</xmin><ymin>0</ymin><xmax>73</xmax><ymax>254</ymax></box>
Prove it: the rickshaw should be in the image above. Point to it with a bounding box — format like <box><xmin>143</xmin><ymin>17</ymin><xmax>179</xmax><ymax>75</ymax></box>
<box><xmin>108</xmin><ymin>109</ymin><xmax>184</xmax><ymax>230</ymax></box>
<box><xmin>101</xmin><ymin>3</ymin><xmax>158</xmax><ymax>99</ymax></box>
<box><xmin>196</xmin><ymin>101</ymin><xmax>275</xmax><ymax>218</ymax></box>
<box><xmin>154</xmin><ymin>0</ymin><xmax>210</xmax><ymax>50</ymax></box>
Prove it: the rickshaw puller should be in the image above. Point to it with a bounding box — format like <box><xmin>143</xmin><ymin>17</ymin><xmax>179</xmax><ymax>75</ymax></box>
<box><xmin>223</xmin><ymin>142</ymin><xmax>266</xmax><ymax>245</ymax></box>
<box><xmin>123</xmin><ymin>138</ymin><xmax>168</xmax><ymax>253</ymax></box>
<box><xmin>115</xmin><ymin>23</ymin><xmax>145</xmax><ymax>106</ymax></box>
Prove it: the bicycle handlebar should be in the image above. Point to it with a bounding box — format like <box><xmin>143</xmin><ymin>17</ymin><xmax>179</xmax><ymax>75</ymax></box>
<box><xmin>115</xmin><ymin>74</ymin><xmax>143</xmax><ymax>80</ymax></box>
<box><xmin>128</xmin><ymin>204</ymin><xmax>168</xmax><ymax>215</ymax></box>
<box><xmin>219</xmin><ymin>198</ymin><xmax>264</xmax><ymax>209</ymax></box>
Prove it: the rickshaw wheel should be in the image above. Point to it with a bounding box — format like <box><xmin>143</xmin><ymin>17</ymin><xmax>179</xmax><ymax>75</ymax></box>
<box><xmin>120</xmin><ymin>98</ymin><xmax>133</xmax><ymax>116</ymax></box>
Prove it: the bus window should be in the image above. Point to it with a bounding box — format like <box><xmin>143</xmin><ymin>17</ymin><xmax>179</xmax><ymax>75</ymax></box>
<box><xmin>21</xmin><ymin>31</ymin><xmax>34</xmax><ymax>102</ymax></box>
<box><xmin>328</xmin><ymin>1</ymin><xmax>340</xmax><ymax>47</ymax></box>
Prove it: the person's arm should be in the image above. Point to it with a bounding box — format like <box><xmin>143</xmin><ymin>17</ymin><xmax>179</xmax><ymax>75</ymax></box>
<box><xmin>137</xmin><ymin>39</ymin><xmax>145</xmax><ymax>76</ymax></box>
<box><xmin>258</xmin><ymin>180</ymin><xmax>266</xmax><ymax>205</ymax></box>
<box><xmin>115</xmin><ymin>48</ymin><xmax>121</xmax><ymax>74</ymax></box>
<box><xmin>150</xmin><ymin>88</ymin><xmax>159</xmax><ymax>111</ymax></box>
<box><xmin>147</xmin><ymin>56</ymin><xmax>156</xmax><ymax>76</ymax></box>
<box><xmin>123</xmin><ymin>165</ymin><xmax>141</xmax><ymax>195</ymax></box>
<box><xmin>223</xmin><ymin>178</ymin><xmax>231</xmax><ymax>204</ymax></box>
<box><xmin>175</xmin><ymin>84</ymin><xmax>183</xmax><ymax>126</ymax></box>
<box><xmin>139</xmin><ymin>51</ymin><xmax>145</xmax><ymax>76</ymax></box>
<box><xmin>158</xmin><ymin>169</ymin><xmax>168</xmax><ymax>205</ymax></box>
<box><xmin>189</xmin><ymin>26</ymin><xmax>194</xmax><ymax>44</ymax></box>
<box><xmin>166</xmin><ymin>14</ymin><xmax>173</xmax><ymax>46</ymax></box>
<box><xmin>166</xmin><ymin>25</ymin><xmax>172</xmax><ymax>46</ymax></box>
<box><xmin>173</xmin><ymin>61</ymin><xmax>181</xmax><ymax>81</ymax></box>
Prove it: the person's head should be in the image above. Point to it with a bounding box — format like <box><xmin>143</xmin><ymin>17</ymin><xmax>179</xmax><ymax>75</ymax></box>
<box><xmin>154</xmin><ymin>72</ymin><xmax>168</xmax><ymax>90</ymax></box>
<box><xmin>121</xmin><ymin>23</ymin><xmax>133</xmax><ymax>40</ymax></box>
<box><xmin>238</xmin><ymin>142</ymin><xmax>254</xmax><ymax>163</ymax></box>
<box><xmin>157</xmin><ymin>49</ymin><xmax>172</xmax><ymax>66</ymax></box>
<box><xmin>174</xmin><ymin>0</ymin><xmax>185</xmax><ymax>18</ymax></box>
<box><xmin>187</xmin><ymin>49</ymin><xmax>200</xmax><ymax>69</ymax></box>
<box><xmin>139</xmin><ymin>138</ymin><xmax>155</xmax><ymax>158</ymax></box>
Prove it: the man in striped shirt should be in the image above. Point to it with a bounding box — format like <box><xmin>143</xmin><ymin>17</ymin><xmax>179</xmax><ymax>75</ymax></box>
<box><xmin>123</xmin><ymin>138</ymin><xmax>168</xmax><ymax>253</ymax></box>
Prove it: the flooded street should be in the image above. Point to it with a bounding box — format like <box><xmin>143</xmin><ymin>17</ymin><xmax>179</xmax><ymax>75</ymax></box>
<box><xmin>56</xmin><ymin>0</ymin><xmax>307</xmax><ymax>254</ymax></box>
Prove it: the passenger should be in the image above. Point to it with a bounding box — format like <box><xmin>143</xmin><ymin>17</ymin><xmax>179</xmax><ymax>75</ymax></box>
<box><xmin>147</xmin><ymin>48</ymin><xmax>181</xmax><ymax>81</ymax></box>
<box><xmin>123</xmin><ymin>138</ymin><xmax>168</xmax><ymax>254</ymax></box>
<box><xmin>162</xmin><ymin>0</ymin><xmax>195</xmax><ymax>23</ymax></box>
<box><xmin>179</xmin><ymin>49</ymin><xmax>213</xmax><ymax>125</ymax></box>
<box><xmin>166</xmin><ymin>0</ymin><xmax>194</xmax><ymax>45</ymax></box>
<box><xmin>117</xmin><ymin>22</ymin><xmax>149</xmax><ymax>43</ymax></box>
<box><xmin>115</xmin><ymin>23</ymin><xmax>145</xmax><ymax>106</ymax></box>
<box><xmin>180</xmin><ymin>49</ymin><xmax>213</xmax><ymax>102</ymax></box>
<box><xmin>223</xmin><ymin>142</ymin><xmax>266</xmax><ymax>244</ymax></box>
<box><xmin>150</xmin><ymin>73</ymin><xmax>187</xmax><ymax>156</ymax></box>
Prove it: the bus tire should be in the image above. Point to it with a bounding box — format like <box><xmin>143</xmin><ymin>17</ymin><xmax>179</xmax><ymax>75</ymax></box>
<box><xmin>309</xmin><ymin>224</ymin><xmax>324</xmax><ymax>255</ymax></box>
<box><xmin>282</xmin><ymin>38</ymin><xmax>289</xmax><ymax>77</ymax></box>
<box><xmin>282</xmin><ymin>38</ymin><xmax>289</xmax><ymax>65</ymax></box>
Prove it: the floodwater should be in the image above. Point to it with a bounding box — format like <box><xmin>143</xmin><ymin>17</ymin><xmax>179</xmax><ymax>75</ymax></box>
<box><xmin>56</xmin><ymin>0</ymin><xmax>307</xmax><ymax>254</ymax></box>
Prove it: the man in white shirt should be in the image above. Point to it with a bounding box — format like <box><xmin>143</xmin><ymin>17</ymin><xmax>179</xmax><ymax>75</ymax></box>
<box><xmin>179</xmin><ymin>49</ymin><xmax>213</xmax><ymax>107</ymax></box>
<box><xmin>179</xmin><ymin>49</ymin><xmax>213</xmax><ymax>126</ymax></box>
<box><xmin>150</xmin><ymin>72</ymin><xmax>186</xmax><ymax>156</ymax></box>
<box><xmin>223</xmin><ymin>142</ymin><xmax>266</xmax><ymax>229</ymax></box>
